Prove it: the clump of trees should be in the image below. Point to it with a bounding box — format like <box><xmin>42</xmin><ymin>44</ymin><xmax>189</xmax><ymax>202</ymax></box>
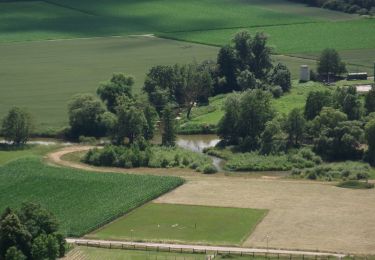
<box><xmin>0</xmin><ymin>203</ymin><xmax>65</xmax><ymax>260</ymax></box>
<box><xmin>289</xmin><ymin>0</ymin><xmax>375</xmax><ymax>15</ymax></box>
<box><xmin>1</xmin><ymin>107</ymin><xmax>33</xmax><ymax>146</ymax></box>
<box><xmin>214</xmin><ymin>31</ymin><xmax>291</xmax><ymax>96</ymax></box>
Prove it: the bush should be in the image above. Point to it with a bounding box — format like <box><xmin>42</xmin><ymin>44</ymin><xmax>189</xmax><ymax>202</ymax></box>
<box><xmin>78</xmin><ymin>136</ymin><xmax>97</xmax><ymax>145</ymax></box>
<box><xmin>84</xmin><ymin>145</ymin><xmax>213</xmax><ymax>172</ymax></box>
<box><xmin>337</xmin><ymin>180</ymin><xmax>374</xmax><ymax>189</ymax></box>
<box><xmin>203</xmin><ymin>165</ymin><xmax>218</xmax><ymax>174</ymax></box>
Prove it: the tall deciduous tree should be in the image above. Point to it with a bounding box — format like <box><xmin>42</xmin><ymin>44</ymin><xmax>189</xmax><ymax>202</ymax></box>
<box><xmin>304</xmin><ymin>90</ymin><xmax>332</xmax><ymax>120</ymax></box>
<box><xmin>365</xmin><ymin>87</ymin><xmax>375</xmax><ymax>114</ymax></box>
<box><xmin>161</xmin><ymin>105</ymin><xmax>176</xmax><ymax>147</ymax></box>
<box><xmin>285</xmin><ymin>108</ymin><xmax>306</xmax><ymax>147</ymax></box>
<box><xmin>68</xmin><ymin>94</ymin><xmax>106</xmax><ymax>138</ymax></box>
<box><xmin>365</xmin><ymin>119</ymin><xmax>375</xmax><ymax>166</ymax></box>
<box><xmin>1</xmin><ymin>107</ymin><xmax>33</xmax><ymax>146</ymax></box>
<box><xmin>317</xmin><ymin>48</ymin><xmax>347</xmax><ymax>82</ymax></box>
<box><xmin>218</xmin><ymin>93</ymin><xmax>241</xmax><ymax>144</ymax></box>
<box><xmin>97</xmin><ymin>73</ymin><xmax>134</xmax><ymax>112</ymax></box>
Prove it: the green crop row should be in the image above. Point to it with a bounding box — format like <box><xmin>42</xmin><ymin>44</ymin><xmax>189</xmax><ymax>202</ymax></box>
<box><xmin>0</xmin><ymin>157</ymin><xmax>184</xmax><ymax>237</ymax></box>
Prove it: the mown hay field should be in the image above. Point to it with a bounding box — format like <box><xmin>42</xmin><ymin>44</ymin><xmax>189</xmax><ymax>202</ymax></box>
<box><xmin>89</xmin><ymin>203</ymin><xmax>267</xmax><ymax>245</ymax></box>
<box><xmin>0</xmin><ymin>157</ymin><xmax>184</xmax><ymax>237</ymax></box>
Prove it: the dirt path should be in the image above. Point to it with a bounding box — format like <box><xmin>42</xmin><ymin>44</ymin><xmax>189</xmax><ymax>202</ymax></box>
<box><xmin>66</xmin><ymin>238</ymin><xmax>346</xmax><ymax>258</ymax></box>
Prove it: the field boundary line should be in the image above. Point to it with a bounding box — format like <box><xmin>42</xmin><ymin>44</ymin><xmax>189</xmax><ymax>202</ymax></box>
<box><xmin>42</xmin><ymin>0</ymin><xmax>97</xmax><ymax>16</ymax></box>
<box><xmin>66</xmin><ymin>238</ymin><xmax>346</xmax><ymax>258</ymax></box>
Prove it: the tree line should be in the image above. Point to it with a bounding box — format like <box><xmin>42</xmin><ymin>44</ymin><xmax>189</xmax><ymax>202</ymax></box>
<box><xmin>289</xmin><ymin>0</ymin><xmax>375</xmax><ymax>15</ymax></box>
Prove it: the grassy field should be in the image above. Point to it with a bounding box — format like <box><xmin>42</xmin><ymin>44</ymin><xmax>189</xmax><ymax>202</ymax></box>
<box><xmin>0</xmin><ymin>143</ymin><xmax>60</xmax><ymax>165</ymax></box>
<box><xmin>0</xmin><ymin>0</ymin><xmax>356</xmax><ymax>43</ymax></box>
<box><xmin>67</xmin><ymin>247</ymin><xmax>207</xmax><ymax>260</ymax></box>
<box><xmin>0</xmin><ymin>157</ymin><xmax>183</xmax><ymax>236</ymax></box>
<box><xmin>89</xmin><ymin>203</ymin><xmax>267</xmax><ymax>246</ymax></box>
<box><xmin>163</xmin><ymin>19</ymin><xmax>375</xmax><ymax>54</ymax></box>
<box><xmin>0</xmin><ymin>36</ymin><xmax>217</xmax><ymax>130</ymax></box>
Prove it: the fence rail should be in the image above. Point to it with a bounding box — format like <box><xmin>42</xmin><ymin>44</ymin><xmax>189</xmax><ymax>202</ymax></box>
<box><xmin>68</xmin><ymin>239</ymin><xmax>351</xmax><ymax>260</ymax></box>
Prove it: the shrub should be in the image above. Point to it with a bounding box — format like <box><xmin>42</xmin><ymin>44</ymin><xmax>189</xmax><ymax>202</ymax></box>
<box><xmin>78</xmin><ymin>136</ymin><xmax>97</xmax><ymax>145</ymax></box>
<box><xmin>203</xmin><ymin>165</ymin><xmax>218</xmax><ymax>174</ymax></box>
<box><xmin>337</xmin><ymin>180</ymin><xmax>374</xmax><ymax>189</ymax></box>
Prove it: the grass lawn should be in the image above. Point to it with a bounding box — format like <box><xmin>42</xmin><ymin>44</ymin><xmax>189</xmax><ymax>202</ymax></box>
<box><xmin>0</xmin><ymin>36</ymin><xmax>217</xmax><ymax>131</ymax></box>
<box><xmin>0</xmin><ymin>144</ymin><xmax>60</xmax><ymax>165</ymax></box>
<box><xmin>69</xmin><ymin>247</ymin><xmax>207</xmax><ymax>260</ymax></box>
<box><xmin>0</xmin><ymin>157</ymin><xmax>183</xmax><ymax>236</ymax></box>
<box><xmin>89</xmin><ymin>203</ymin><xmax>267</xmax><ymax>246</ymax></box>
<box><xmin>0</xmin><ymin>0</ymin><xmax>354</xmax><ymax>43</ymax></box>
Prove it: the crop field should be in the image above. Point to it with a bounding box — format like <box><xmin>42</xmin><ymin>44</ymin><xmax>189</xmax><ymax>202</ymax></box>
<box><xmin>0</xmin><ymin>0</ymin><xmax>355</xmax><ymax>43</ymax></box>
<box><xmin>66</xmin><ymin>247</ymin><xmax>207</xmax><ymax>260</ymax></box>
<box><xmin>155</xmin><ymin>177</ymin><xmax>375</xmax><ymax>254</ymax></box>
<box><xmin>163</xmin><ymin>19</ymin><xmax>375</xmax><ymax>54</ymax></box>
<box><xmin>0</xmin><ymin>36</ymin><xmax>217</xmax><ymax>130</ymax></box>
<box><xmin>89</xmin><ymin>203</ymin><xmax>267</xmax><ymax>245</ymax></box>
<box><xmin>0</xmin><ymin>157</ymin><xmax>183</xmax><ymax>236</ymax></box>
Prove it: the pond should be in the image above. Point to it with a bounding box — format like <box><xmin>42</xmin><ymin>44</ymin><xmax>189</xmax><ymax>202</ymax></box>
<box><xmin>176</xmin><ymin>135</ymin><xmax>224</xmax><ymax>171</ymax></box>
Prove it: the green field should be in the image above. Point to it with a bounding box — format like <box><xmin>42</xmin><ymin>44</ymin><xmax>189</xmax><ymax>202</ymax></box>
<box><xmin>0</xmin><ymin>0</ymin><xmax>355</xmax><ymax>43</ymax></box>
<box><xmin>0</xmin><ymin>157</ymin><xmax>183</xmax><ymax>236</ymax></box>
<box><xmin>163</xmin><ymin>19</ymin><xmax>375</xmax><ymax>54</ymax></box>
<box><xmin>69</xmin><ymin>247</ymin><xmax>207</xmax><ymax>260</ymax></box>
<box><xmin>0</xmin><ymin>36</ymin><xmax>217</xmax><ymax>130</ymax></box>
<box><xmin>89</xmin><ymin>203</ymin><xmax>267</xmax><ymax>245</ymax></box>
<box><xmin>0</xmin><ymin>143</ymin><xmax>60</xmax><ymax>165</ymax></box>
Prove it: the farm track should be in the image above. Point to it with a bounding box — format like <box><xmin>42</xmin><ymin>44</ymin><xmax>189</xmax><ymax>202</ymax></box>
<box><xmin>48</xmin><ymin>146</ymin><xmax>375</xmax><ymax>255</ymax></box>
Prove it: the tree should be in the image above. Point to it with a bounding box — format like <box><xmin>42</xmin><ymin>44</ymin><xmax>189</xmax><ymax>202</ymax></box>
<box><xmin>97</xmin><ymin>73</ymin><xmax>134</xmax><ymax>112</ymax></box>
<box><xmin>218</xmin><ymin>93</ymin><xmax>241</xmax><ymax>144</ymax></box>
<box><xmin>270</xmin><ymin>63</ymin><xmax>292</xmax><ymax>92</ymax></box>
<box><xmin>114</xmin><ymin>98</ymin><xmax>147</xmax><ymax>145</ymax></box>
<box><xmin>238</xmin><ymin>89</ymin><xmax>275</xmax><ymax>151</ymax></box>
<box><xmin>1</xmin><ymin>107</ymin><xmax>33</xmax><ymax>146</ymax></box>
<box><xmin>333</xmin><ymin>86</ymin><xmax>361</xmax><ymax>120</ymax></box>
<box><xmin>304</xmin><ymin>90</ymin><xmax>332</xmax><ymax>120</ymax></box>
<box><xmin>17</xmin><ymin>203</ymin><xmax>58</xmax><ymax>239</ymax></box>
<box><xmin>365</xmin><ymin>86</ymin><xmax>375</xmax><ymax>114</ymax></box>
<box><xmin>317</xmin><ymin>48</ymin><xmax>347</xmax><ymax>82</ymax></box>
<box><xmin>365</xmin><ymin>119</ymin><xmax>375</xmax><ymax>166</ymax></box>
<box><xmin>68</xmin><ymin>94</ymin><xmax>107</xmax><ymax>138</ymax></box>
<box><xmin>161</xmin><ymin>105</ymin><xmax>176</xmax><ymax>147</ymax></box>
<box><xmin>216</xmin><ymin>45</ymin><xmax>238</xmax><ymax>93</ymax></box>
<box><xmin>183</xmin><ymin>63</ymin><xmax>213</xmax><ymax>119</ymax></box>
<box><xmin>260</xmin><ymin>118</ymin><xmax>287</xmax><ymax>155</ymax></box>
<box><xmin>236</xmin><ymin>70</ymin><xmax>257</xmax><ymax>90</ymax></box>
<box><xmin>143</xmin><ymin>104</ymin><xmax>158</xmax><ymax>140</ymax></box>
<box><xmin>285</xmin><ymin>108</ymin><xmax>306</xmax><ymax>147</ymax></box>
<box><xmin>5</xmin><ymin>247</ymin><xmax>26</xmax><ymax>260</ymax></box>
<box><xmin>250</xmin><ymin>32</ymin><xmax>273</xmax><ymax>80</ymax></box>
<box><xmin>0</xmin><ymin>205</ymin><xmax>65</xmax><ymax>260</ymax></box>
<box><xmin>314</xmin><ymin>120</ymin><xmax>363</xmax><ymax>161</ymax></box>
<box><xmin>0</xmin><ymin>211</ymin><xmax>31</xmax><ymax>259</ymax></box>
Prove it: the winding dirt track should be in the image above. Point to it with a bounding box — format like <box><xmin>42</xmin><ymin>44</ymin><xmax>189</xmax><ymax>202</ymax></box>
<box><xmin>47</xmin><ymin>146</ymin><xmax>375</xmax><ymax>255</ymax></box>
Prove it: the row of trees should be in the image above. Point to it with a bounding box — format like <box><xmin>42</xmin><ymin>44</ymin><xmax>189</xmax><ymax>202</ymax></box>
<box><xmin>218</xmin><ymin>85</ymin><xmax>375</xmax><ymax>165</ymax></box>
<box><xmin>0</xmin><ymin>203</ymin><xmax>65</xmax><ymax>260</ymax></box>
<box><xmin>290</xmin><ymin>0</ymin><xmax>375</xmax><ymax>14</ymax></box>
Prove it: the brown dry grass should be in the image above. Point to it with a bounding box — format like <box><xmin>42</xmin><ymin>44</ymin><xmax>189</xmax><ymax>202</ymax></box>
<box><xmin>155</xmin><ymin>177</ymin><xmax>375</xmax><ymax>255</ymax></box>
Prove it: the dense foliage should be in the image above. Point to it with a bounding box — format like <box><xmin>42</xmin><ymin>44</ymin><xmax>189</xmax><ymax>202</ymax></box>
<box><xmin>0</xmin><ymin>203</ymin><xmax>65</xmax><ymax>260</ymax></box>
<box><xmin>0</xmin><ymin>158</ymin><xmax>183</xmax><ymax>237</ymax></box>
<box><xmin>218</xmin><ymin>89</ymin><xmax>275</xmax><ymax>151</ymax></box>
<box><xmin>1</xmin><ymin>107</ymin><xmax>33</xmax><ymax>145</ymax></box>
<box><xmin>317</xmin><ymin>49</ymin><xmax>347</xmax><ymax>82</ymax></box>
<box><xmin>289</xmin><ymin>0</ymin><xmax>375</xmax><ymax>14</ymax></box>
<box><xmin>84</xmin><ymin>144</ymin><xmax>213</xmax><ymax>172</ymax></box>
